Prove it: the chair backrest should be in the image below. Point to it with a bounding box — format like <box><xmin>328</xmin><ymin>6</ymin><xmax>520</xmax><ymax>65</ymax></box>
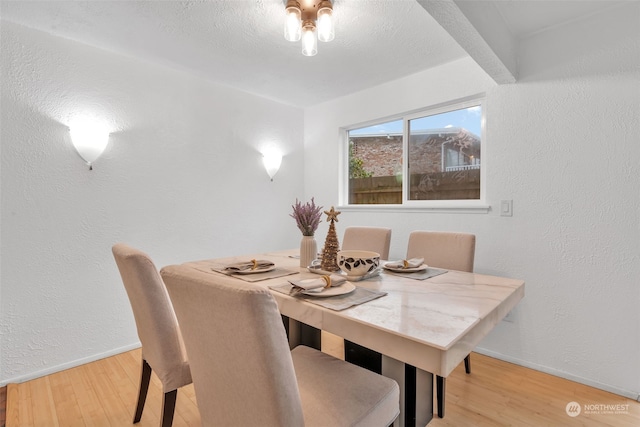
<box><xmin>406</xmin><ymin>231</ymin><xmax>476</xmax><ymax>272</ymax></box>
<box><xmin>112</xmin><ymin>243</ymin><xmax>190</xmax><ymax>391</ymax></box>
<box><xmin>342</xmin><ymin>226</ymin><xmax>392</xmax><ymax>260</ymax></box>
<box><xmin>160</xmin><ymin>264</ymin><xmax>305</xmax><ymax>426</ymax></box>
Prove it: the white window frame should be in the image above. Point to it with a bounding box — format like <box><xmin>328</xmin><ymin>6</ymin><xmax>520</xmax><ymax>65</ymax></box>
<box><xmin>339</xmin><ymin>96</ymin><xmax>489</xmax><ymax>213</ymax></box>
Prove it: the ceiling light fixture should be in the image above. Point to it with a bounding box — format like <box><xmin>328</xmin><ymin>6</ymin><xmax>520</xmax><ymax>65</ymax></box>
<box><xmin>284</xmin><ymin>0</ymin><xmax>334</xmax><ymax>57</ymax></box>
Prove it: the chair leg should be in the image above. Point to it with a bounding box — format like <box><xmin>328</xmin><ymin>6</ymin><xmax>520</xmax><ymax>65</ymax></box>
<box><xmin>464</xmin><ymin>354</ymin><xmax>471</xmax><ymax>374</ymax></box>
<box><xmin>133</xmin><ymin>359</ymin><xmax>152</xmax><ymax>423</ymax></box>
<box><xmin>436</xmin><ymin>375</ymin><xmax>445</xmax><ymax>418</ymax></box>
<box><xmin>161</xmin><ymin>389</ymin><xmax>177</xmax><ymax>427</ymax></box>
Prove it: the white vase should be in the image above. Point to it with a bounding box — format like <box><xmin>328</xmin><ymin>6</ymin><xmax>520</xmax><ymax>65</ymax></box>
<box><xmin>300</xmin><ymin>235</ymin><xmax>318</xmax><ymax>268</ymax></box>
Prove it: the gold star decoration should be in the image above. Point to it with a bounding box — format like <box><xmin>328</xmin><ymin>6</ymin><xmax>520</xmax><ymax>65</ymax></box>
<box><xmin>324</xmin><ymin>206</ymin><xmax>341</xmax><ymax>223</ymax></box>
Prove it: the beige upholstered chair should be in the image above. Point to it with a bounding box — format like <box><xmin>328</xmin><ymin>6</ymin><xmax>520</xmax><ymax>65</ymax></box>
<box><xmin>406</xmin><ymin>230</ymin><xmax>476</xmax><ymax>418</ymax></box>
<box><xmin>406</xmin><ymin>230</ymin><xmax>475</xmax><ymax>273</ymax></box>
<box><xmin>160</xmin><ymin>264</ymin><xmax>400</xmax><ymax>427</ymax></box>
<box><xmin>342</xmin><ymin>226</ymin><xmax>392</xmax><ymax>260</ymax></box>
<box><xmin>112</xmin><ymin>243</ymin><xmax>192</xmax><ymax>427</ymax></box>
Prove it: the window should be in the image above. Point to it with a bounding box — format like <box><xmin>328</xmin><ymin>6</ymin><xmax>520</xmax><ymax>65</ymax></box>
<box><xmin>343</xmin><ymin>98</ymin><xmax>485</xmax><ymax>209</ymax></box>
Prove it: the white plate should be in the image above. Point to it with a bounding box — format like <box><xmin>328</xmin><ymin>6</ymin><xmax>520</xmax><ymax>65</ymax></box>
<box><xmin>233</xmin><ymin>265</ymin><xmax>276</xmax><ymax>275</ymax></box>
<box><xmin>302</xmin><ymin>282</ymin><xmax>356</xmax><ymax>297</ymax></box>
<box><xmin>307</xmin><ymin>264</ymin><xmax>340</xmax><ymax>275</ymax></box>
<box><xmin>383</xmin><ymin>263</ymin><xmax>428</xmax><ymax>273</ymax></box>
<box><xmin>308</xmin><ymin>265</ymin><xmax>382</xmax><ymax>282</ymax></box>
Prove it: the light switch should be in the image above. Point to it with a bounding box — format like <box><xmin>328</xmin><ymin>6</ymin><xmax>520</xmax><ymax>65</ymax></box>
<box><xmin>500</xmin><ymin>200</ymin><xmax>513</xmax><ymax>217</ymax></box>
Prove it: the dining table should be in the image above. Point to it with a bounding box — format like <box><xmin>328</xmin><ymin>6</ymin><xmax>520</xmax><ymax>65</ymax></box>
<box><xmin>182</xmin><ymin>249</ymin><xmax>525</xmax><ymax>427</ymax></box>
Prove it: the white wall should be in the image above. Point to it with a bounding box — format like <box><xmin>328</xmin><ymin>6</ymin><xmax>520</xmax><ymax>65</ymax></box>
<box><xmin>304</xmin><ymin>3</ymin><xmax>640</xmax><ymax>399</ymax></box>
<box><xmin>0</xmin><ymin>21</ymin><xmax>305</xmax><ymax>384</ymax></box>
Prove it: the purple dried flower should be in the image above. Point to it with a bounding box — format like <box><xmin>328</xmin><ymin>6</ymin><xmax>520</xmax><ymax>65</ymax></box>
<box><xmin>290</xmin><ymin>197</ymin><xmax>323</xmax><ymax>236</ymax></box>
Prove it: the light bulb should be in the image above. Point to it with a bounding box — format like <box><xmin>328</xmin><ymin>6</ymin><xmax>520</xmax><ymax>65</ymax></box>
<box><xmin>284</xmin><ymin>2</ymin><xmax>301</xmax><ymax>42</ymax></box>
<box><xmin>317</xmin><ymin>2</ymin><xmax>334</xmax><ymax>42</ymax></box>
<box><xmin>301</xmin><ymin>21</ymin><xmax>317</xmax><ymax>57</ymax></box>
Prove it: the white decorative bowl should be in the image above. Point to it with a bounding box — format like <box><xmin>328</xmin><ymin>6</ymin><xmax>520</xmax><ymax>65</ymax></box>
<box><xmin>337</xmin><ymin>250</ymin><xmax>380</xmax><ymax>277</ymax></box>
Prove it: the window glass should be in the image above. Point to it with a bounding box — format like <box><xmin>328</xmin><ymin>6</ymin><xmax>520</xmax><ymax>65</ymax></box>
<box><xmin>408</xmin><ymin>106</ymin><xmax>481</xmax><ymax>200</ymax></box>
<box><xmin>347</xmin><ymin>119</ymin><xmax>403</xmax><ymax>205</ymax></box>
<box><xmin>344</xmin><ymin>100</ymin><xmax>483</xmax><ymax>206</ymax></box>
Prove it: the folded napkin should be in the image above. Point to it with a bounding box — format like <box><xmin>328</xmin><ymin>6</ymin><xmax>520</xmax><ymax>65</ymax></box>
<box><xmin>288</xmin><ymin>274</ymin><xmax>347</xmax><ymax>294</ymax></box>
<box><xmin>385</xmin><ymin>257</ymin><xmax>425</xmax><ymax>269</ymax></box>
<box><xmin>224</xmin><ymin>259</ymin><xmax>275</xmax><ymax>272</ymax></box>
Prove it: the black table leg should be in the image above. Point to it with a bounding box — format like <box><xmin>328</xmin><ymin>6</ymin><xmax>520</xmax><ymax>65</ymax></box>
<box><xmin>281</xmin><ymin>315</ymin><xmax>321</xmax><ymax>350</ymax></box>
<box><xmin>299</xmin><ymin>323</ymin><xmax>321</xmax><ymax>350</ymax></box>
<box><xmin>436</xmin><ymin>375</ymin><xmax>445</xmax><ymax>418</ymax></box>
<box><xmin>344</xmin><ymin>339</ymin><xmax>382</xmax><ymax>373</ymax></box>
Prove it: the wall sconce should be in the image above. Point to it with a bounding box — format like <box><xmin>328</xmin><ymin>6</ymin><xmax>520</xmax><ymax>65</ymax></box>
<box><xmin>69</xmin><ymin>119</ymin><xmax>110</xmax><ymax>170</ymax></box>
<box><xmin>262</xmin><ymin>149</ymin><xmax>282</xmax><ymax>181</ymax></box>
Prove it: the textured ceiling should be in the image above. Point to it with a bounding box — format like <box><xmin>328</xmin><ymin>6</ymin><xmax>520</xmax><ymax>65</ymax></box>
<box><xmin>492</xmin><ymin>0</ymin><xmax>629</xmax><ymax>39</ymax></box>
<box><xmin>0</xmin><ymin>0</ymin><xmax>626</xmax><ymax>107</ymax></box>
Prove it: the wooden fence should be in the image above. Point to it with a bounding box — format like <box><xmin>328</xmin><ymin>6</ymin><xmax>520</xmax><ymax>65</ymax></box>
<box><xmin>349</xmin><ymin>170</ymin><xmax>480</xmax><ymax>204</ymax></box>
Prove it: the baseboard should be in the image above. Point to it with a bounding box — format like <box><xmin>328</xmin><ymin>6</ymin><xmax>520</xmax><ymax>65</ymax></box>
<box><xmin>475</xmin><ymin>347</ymin><xmax>640</xmax><ymax>401</ymax></box>
<box><xmin>0</xmin><ymin>342</ymin><xmax>141</xmax><ymax>386</ymax></box>
<box><xmin>0</xmin><ymin>385</ymin><xmax>6</xmax><ymax>427</ymax></box>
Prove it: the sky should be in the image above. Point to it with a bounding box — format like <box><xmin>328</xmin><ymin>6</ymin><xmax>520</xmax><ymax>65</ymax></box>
<box><xmin>349</xmin><ymin>105</ymin><xmax>482</xmax><ymax>138</ymax></box>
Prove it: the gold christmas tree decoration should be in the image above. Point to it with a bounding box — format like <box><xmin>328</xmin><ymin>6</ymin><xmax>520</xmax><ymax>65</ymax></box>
<box><xmin>321</xmin><ymin>206</ymin><xmax>341</xmax><ymax>272</ymax></box>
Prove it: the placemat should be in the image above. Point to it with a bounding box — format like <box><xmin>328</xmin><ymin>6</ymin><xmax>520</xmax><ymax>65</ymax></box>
<box><xmin>193</xmin><ymin>266</ymin><xmax>299</xmax><ymax>282</ymax></box>
<box><xmin>382</xmin><ymin>267</ymin><xmax>448</xmax><ymax>281</ymax></box>
<box><xmin>270</xmin><ymin>283</ymin><xmax>387</xmax><ymax>311</ymax></box>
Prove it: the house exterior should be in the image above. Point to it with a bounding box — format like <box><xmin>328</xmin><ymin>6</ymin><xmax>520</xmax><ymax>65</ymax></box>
<box><xmin>349</xmin><ymin>128</ymin><xmax>481</xmax><ymax>203</ymax></box>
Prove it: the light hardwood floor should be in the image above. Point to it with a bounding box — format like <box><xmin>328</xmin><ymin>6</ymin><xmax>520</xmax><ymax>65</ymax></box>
<box><xmin>7</xmin><ymin>338</ymin><xmax>640</xmax><ymax>427</ymax></box>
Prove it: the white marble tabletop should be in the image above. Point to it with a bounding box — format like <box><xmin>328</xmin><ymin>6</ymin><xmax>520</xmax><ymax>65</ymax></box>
<box><xmin>183</xmin><ymin>249</ymin><xmax>525</xmax><ymax>378</ymax></box>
